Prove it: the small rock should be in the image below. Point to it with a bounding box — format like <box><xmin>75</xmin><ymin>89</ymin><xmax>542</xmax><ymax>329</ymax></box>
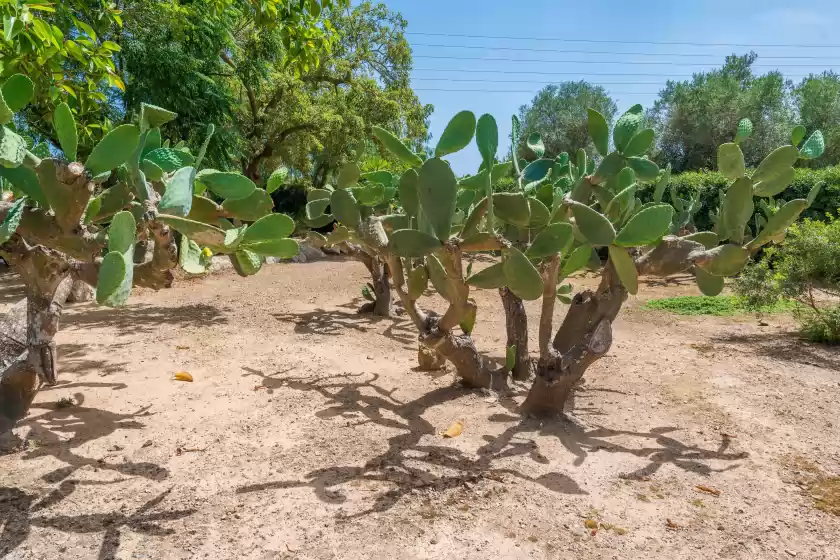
<box><xmin>785</xmin><ymin>551</ymin><xmax>797</xmax><ymax>557</ymax></box>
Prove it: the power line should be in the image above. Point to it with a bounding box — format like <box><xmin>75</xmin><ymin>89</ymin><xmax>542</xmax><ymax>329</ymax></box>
<box><xmin>412</xmin><ymin>67</ymin><xmax>816</xmax><ymax>79</ymax></box>
<box><xmin>410</xmin><ymin>42</ymin><xmax>840</xmax><ymax>60</ymax></box>
<box><xmin>406</xmin><ymin>31</ymin><xmax>840</xmax><ymax>49</ymax></box>
<box><xmin>413</xmin><ymin>54</ymin><xmax>838</xmax><ymax>68</ymax></box>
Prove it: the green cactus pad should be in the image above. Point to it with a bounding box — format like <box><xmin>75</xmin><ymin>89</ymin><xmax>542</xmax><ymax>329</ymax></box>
<box><xmin>436</xmin><ymin>110</ymin><xmax>476</xmax><ymax>157</ymax></box>
<box><xmin>242</xmin><ymin>237</ymin><xmax>298</xmax><ymax>258</ymax></box>
<box><xmin>107</xmin><ymin>211</ymin><xmax>136</xmax><ymax>253</ymax></box>
<box><xmin>389</xmin><ymin>229</ymin><xmax>442</xmax><ymax>257</ymax></box>
<box><xmin>587</xmin><ymin>108</ymin><xmax>610</xmax><ymax>157</ymax></box>
<box><xmin>694</xmin><ymin>267</ymin><xmax>724</xmax><ymax>296</ymax></box>
<box><xmin>307</xmin><ymin>188</ymin><xmax>332</xmax><ymax>202</ymax></box>
<box><xmin>306</xmin><ymin>214</ymin><xmax>335</xmax><ymax>228</ymax></box>
<box><xmin>407</xmin><ymin>266</ymin><xmax>430</xmax><ymax>299</ymax></box>
<box><xmin>267</xmin><ymin>166</ymin><xmax>289</xmax><ymax>194</ymax></box>
<box><xmin>626</xmin><ymin>157</ymin><xmax>659</xmax><ymax>182</ymax></box>
<box><xmin>456</xmin><ymin>189</ymin><xmax>476</xmax><ymax>211</ymax></box>
<box><xmin>1</xmin><ymin>74</ymin><xmax>33</xmax><ymax>112</ymax></box>
<box><xmin>85</xmin><ymin>125</ymin><xmax>141</xmax><ymax>176</ymax></box>
<box><xmin>593</xmin><ymin>152</ymin><xmax>626</xmax><ymax>182</ymax></box>
<box><xmin>476</xmin><ymin>114</ymin><xmax>499</xmax><ymax>165</ymax></box>
<box><xmin>791</xmin><ymin>125</ymin><xmax>807</xmax><ymax>147</ymax></box>
<box><xmin>459</xmin><ymin>304</ymin><xmax>477</xmax><ymax>335</ymax></box>
<box><xmin>0</xmin><ymin>127</ymin><xmax>26</xmax><ymax>168</ymax></box>
<box><xmin>140</xmin><ymin>103</ymin><xmax>177</xmax><ymax>130</ymax></box>
<box><xmin>527</xmin><ymin>197</ymin><xmax>551</xmax><ymax>228</ymax></box>
<box><xmin>186</xmin><ymin>196</ymin><xmax>221</xmax><ymax>224</ymax></box>
<box><xmin>568</xmin><ymin>200</ymin><xmax>616</xmax><ymax>246</ymax></box>
<box><xmin>0</xmin><ymin>166</ymin><xmax>46</xmax><ymax>207</ymax></box>
<box><xmin>330</xmin><ymin>189</ymin><xmax>361</xmax><ymax>227</ymax></box>
<box><xmin>522</xmin><ymin>158</ymin><xmax>554</xmax><ymax>183</ymax></box>
<box><xmin>461</xmin><ymin>196</ymin><xmax>488</xmax><ymax>238</ymax></box>
<box><xmin>807</xmin><ymin>181</ymin><xmax>823</xmax><ymax>206</ymax></box>
<box><xmin>398</xmin><ymin>169</ymin><xmax>420</xmax><ymax>217</ymax></box>
<box><xmin>143</xmin><ymin>148</ymin><xmax>194</xmax><ymax>172</ymax></box>
<box><xmin>352</xmin><ymin>183</ymin><xmax>385</xmax><ymax>206</ymax></box>
<box><xmin>466</xmin><ymin>262</ymin><xmax>506</xmax><ymax>289</ymax></box>
<box><xmin>96</xmin><ymin>251</ymin><xmax>128</xmax><ymax>305</ymax></box>
<box><xmin>418</xmin><ymin>157</ymin><xmax>457</xmax><ymax>241</ymax></box>
<box><xmin>752</xmin><ymin>145</ymin><xmax>799</xmax><ymax>185</ymax></box>
<box><xmin>372</xmin><ymin>126</ymin><xmax>423</xmax><ymax>167</ymax></box>
<box><xmin>242</xmin><ymin>213</ymin><xmax>295</xmax><ymax>244</ymax></box>
<box><xmin>425</xmin><ymin>255</ymin><xmax>451</xmax><ymax>300</ymax></box>
<box><xmin>525</xmin><ymin>222</ymin><xmax>574</xmax><ymax>259</ymax></box>
<box><xmin>0</xmin><ymin>197</ymin><xmax>26</xmax><ymax>244</ymax></box>
<box><xmin>613</xmin><ymin>204</ymin><xmax>673</xmax><ymax>247</ymax></box>
<box><xmin>231</xmin><ymin>248</ymin><xmax>263</xmax><ymax>276</ymax></box>
<box><xmin>337</xmin><ymin>162</ymin><xmax>361</xmax><ymax>189</ymax></box>
<box><xmin>560</xmin><ymin>244</ymin><xmax>593</xmax><ymax>277</ymax></box>
<box><xmin>493</xmin><ymin>192</ymin><xmax>531</xmax><ymax>226</ymax></box>
<box><xmin>605</xmin><ymin>184</ymin><xmax>636</xmax><ymax>222</ymax></box>
<box><xmin>159</xmin><ymin>166</ymin><xmax>195</xmax><ymax>217</ymax></box>
<box><xmin>157</xmin><ymin>214</ymin><xmax>227</xmax><ymax>251</ymax></box>
<box><xmin>799</xmin><ymin>130</ymin><xmax>825</xmax><ymax>160</ymax></box>
<box><xmin>179</xmin><ymin>236</ymin><xmax>208</xmax><ymax>275</ymax></box>
<box><xmin>682</xmin><ymin>231</ymin><xmax>719</xmax><ymax>249</ymax></box>
<box><xmin>608</xmin><ymin>245</ymin><xmax>638</xmax><ymax>295</ymax></box>
<box><xmin>695</xmin><ymin>244</ymin><xmax>750</xmax><ymax>276</ymax></box>
<box><xmin>502</xmin><ymin>247</ymin><xmax>543</xmax><ymax>301</ymax></box>
<box><xmin>526</xmin><ymin>133</ymin><xmax>545</xmax><ymax>158</ymax></box>
<box><xmin>747</xmin><ymin>199</ymin><xmax>808</xmax><ymax>249</ymax></box>
<box><xmin>622</xmin><ymin>128</ymin><xmax>655</xmax><ymax>158</ymax></box>
<box><xmin>221</xmin><ymin>189</ymin><xmax>273</xmax><ymax>221</ymax></box>
<box><xmin>142</xmin><ymin>128</ymin><xmax>162</xmax><ymax>157</ymax></box>
<box><xmin>717</xmin><ymin>143</ymin><xmax>745</xmax><ymax>179</ymax></box>
<box><xmin>140</xmin><ymin>160</ymin><xmax>164</xmax><ymax>181</ymax></box>
<box><xmin>195</xmin><ymin>170</ymin><xmax>257</xmax><ymax>200</ymax></box>
<box><xmin>613</xmin><ymin>104</ymin><xmax>644</xmax><ymax>153</ymax></box>
<box><xmin>753</xmin><ymin>166</ymin><xmax>795</xmax><ymax>198</ymax></box>
<box><xmin>306</xmin><ymin>199</ymin><xmax>330</xmax><ymax>221</ymax></box>
<box><xmin>720</xmin><ymin>177</ymin><xmax>754</xmax><ymax>243</ymax></box>
<box><xmin>736</xmin><ymin>119</ymin><xmax>753</xmax><ymax>143</ymax></box>
<box><xmin>360</xmin><ymin>170</ymin><xmax>393</xmax><ymax>187</ymax></box>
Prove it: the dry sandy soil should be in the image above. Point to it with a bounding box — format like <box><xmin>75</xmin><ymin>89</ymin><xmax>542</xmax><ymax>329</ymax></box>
<box><xmin>1</xmin><ymin>258</ymin><xmax>839</xmax><ymax>560</ymax></box>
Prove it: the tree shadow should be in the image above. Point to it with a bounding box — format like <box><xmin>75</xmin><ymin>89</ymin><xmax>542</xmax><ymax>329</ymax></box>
<box><xmin>54</xmin><ymin>342</ymin><xmax>130</xmax><ymax>378</ymax></box>
<box><xmin>0</xmin><ymin>399</ymin><xmax>183</xmax><ymax>558</ymax></box>
<box><xmin>640</xmin><ymin>274</ymin><xmax>695</xmax><ymax>288</ymax></box>
<box><xmin>63</xmin><ymin>303</ymin><xmax>227</xmax><ymax>336</ymax></box>
<box><xmin>0</xmin><ymin>267</ymin><xmax>25</xmax><ymax>305</ymax></box>
<box><xmin>273</xmin><ymin>307</ymin><xmax>417</xmax><ymax>349</ymax></box>
<box><xmin>0</xmin><ymin>485</ymin><xmax>194</xmax><ymax>560</ymax></box>
<box><xmin>710</xmin><ymin>331</ymin><xmax>840</xmax><ymax>371</ymax></box>
<box><xmin>236</xmin><ymin>368</ymin><xmax>748</xmax><ymax>519</ymax></box>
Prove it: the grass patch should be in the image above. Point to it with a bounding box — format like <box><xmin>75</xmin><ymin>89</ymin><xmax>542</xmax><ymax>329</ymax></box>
<box><xmin>643</xmin><ymin>295</ymin><xmax>797</xmax><ymax>316</ymax></box>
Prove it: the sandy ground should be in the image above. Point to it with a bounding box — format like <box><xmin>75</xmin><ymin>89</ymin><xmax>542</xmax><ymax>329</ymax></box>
<box><xmin>1</xmin><ymin>259</ymin><xmax>839</xmax><ymax>560</ymax></box>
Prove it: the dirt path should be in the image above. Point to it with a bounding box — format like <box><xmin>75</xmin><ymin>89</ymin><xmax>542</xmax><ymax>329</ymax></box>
<box><xmin>1</xmin><ymin>261</ymin><xmax>839</xmax><ymax>559</ymax></box>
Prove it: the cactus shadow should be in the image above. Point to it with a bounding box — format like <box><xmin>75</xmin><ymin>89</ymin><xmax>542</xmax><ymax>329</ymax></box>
<box><xmin>710</xmin><ymin>331</ymin><xmax>840</xmax><ymax>371</ymax></box>
<box><xmin>640</xmin><ymin>273</ymin><xmax>695</xmax><ymax>287</ymax></box>
<box><xmin>62</xmin><ymin>302</ymin><xmax>227</xmax><ymax>335</ymax></box>
<box><xmin>1</xmin><ymin>402</ymin><xmax>181</xmax><ymax>558</ymax></box>
<box><xmin>237</xmin><ymin>368</ymin><xmax>586</xmax><ymax>518</ymax></box>
<box><xmin>273</xmin><ymin>307</ymin><xmax>417</xmax><ymax>349</ymax></box>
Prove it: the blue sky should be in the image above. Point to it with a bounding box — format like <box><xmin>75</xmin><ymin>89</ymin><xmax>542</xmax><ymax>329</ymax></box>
<box><xmin>382</xmin><ymin>0</ymin><xmax>840</xmax><ymax>175</ymax></box>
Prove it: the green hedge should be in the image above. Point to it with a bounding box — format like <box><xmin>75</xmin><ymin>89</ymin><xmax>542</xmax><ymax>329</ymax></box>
<box><xmin>639</xmin><ymin>166</ymin><xmax>840</xmax><ymax>231</ymax></box>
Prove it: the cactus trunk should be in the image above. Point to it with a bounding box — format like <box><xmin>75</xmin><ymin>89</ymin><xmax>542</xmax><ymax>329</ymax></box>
<box><xmin>500</xmin><ymin>287</ymin><xmax>531</xmax><ymax>380</ymax></box>
<box><xmin>419</xmin><ymin>325</ymin><xmax>508</xmax><ymax>391</ymax></box>
<box><xmin>358</xmin><ymin>258</ymin><xmax>394</xmax><ymax>318</ymax></box>
<box><xmin>523</xmin><ymin>270</ymin><xmax>626</xmax><ymax>417</ymax></box>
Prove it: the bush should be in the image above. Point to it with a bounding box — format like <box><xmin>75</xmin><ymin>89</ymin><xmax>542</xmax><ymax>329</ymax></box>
<box><xmin>643</xmin><ymin>295</ymin><xmax>796</xmax><ymax>316</ymax></box>
<box><xmin>735</xmin><ymin>216</ymin><xmax>840</xmax><ymax>344</ymax></box>
<box><xmin>797</xmin><ymin>306</ymin><xmax>840</xmax><ymax>344</ymax></box>
<box><xmin>639</xmin><ymin>166</ymin><xmax>840</xmax><ymax>231</ymax></box>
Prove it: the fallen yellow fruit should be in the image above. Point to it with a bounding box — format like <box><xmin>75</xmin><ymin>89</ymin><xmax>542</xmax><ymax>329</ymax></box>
<box><xmin>173</xmin><ymin>372</ymin><xmax>194</xmax><ymax>382</ymax></box>
<box><xmin>441</xmin><ymin>420</ymin><xmax>464</xmax><ymax>438</ymax></box>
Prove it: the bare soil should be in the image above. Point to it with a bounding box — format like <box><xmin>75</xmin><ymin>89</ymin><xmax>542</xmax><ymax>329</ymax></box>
<box><xmin>1</xmin><ymin>260</ymin><xmax>839</xmax><ymax>559</ymax></box>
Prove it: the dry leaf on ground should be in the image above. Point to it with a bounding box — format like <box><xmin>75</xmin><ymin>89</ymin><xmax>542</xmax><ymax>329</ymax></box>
<box><xmin>441</xmin><ymin>420</ymin><xmax>464</xmax><ymax>438</ymax></box>
<box><xmin>695</xmin><ymin>484</ymin><xmax>721</xmax><ymax>496</ymax></box>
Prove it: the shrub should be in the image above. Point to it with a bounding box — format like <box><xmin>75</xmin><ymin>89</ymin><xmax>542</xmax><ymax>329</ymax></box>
<box><xmin>735</xmin><ymin>216</ymin><xmax>840</xmax><ymax>344</ymax></box>
<box><xmin>639</xmin><ymin>166</ymin><xmax>840</xmax><ymax>231</ymax></box>
<box><xmin>644</xmin><ymin>295</ymin><xmax>796</xmax><ymax>316</ymax></box>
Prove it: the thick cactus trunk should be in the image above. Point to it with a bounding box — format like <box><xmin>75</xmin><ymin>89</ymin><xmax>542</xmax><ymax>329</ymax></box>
<box><xmin>419</xmin><ymin>325</ymin><xmax>508</xmax><ymax>391</ymax></box>
<box><xmin>522</xmin><ymin>269</ymin><xmax>626</xmax><ymax>417</ymax></box>
<box><xmin>359</xmin><ymin>258</ymin><xmax>394</xmax><ymax>318</ymax></box>
<box><xmin>500</xmin><ymin>287</ymin><xmax>531</xmax><ymax>381</ymax></box>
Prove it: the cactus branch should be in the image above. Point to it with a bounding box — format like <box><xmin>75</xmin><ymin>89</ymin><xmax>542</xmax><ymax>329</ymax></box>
<box><xmin>538</xmin><ymin>255</ymin><xmax>561</xmax><ymax>360</ymax></box>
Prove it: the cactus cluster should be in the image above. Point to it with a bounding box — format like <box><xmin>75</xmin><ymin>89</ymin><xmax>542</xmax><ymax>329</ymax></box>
<box><xmin>305</xmin><ymin>104</ymin><xmax>824</xmax><ymax>415</ymax></box>
<box><xmin>0</xmin><ymin>72</ymin><xmax>298</xmax><ymax>425</ymax></box>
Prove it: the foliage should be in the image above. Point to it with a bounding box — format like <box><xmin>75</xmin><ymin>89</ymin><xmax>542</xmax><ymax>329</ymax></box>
<box><xmin>0</xmin><ymin>0</ymin><xmax>125</xmax><ymax>149</ymax></box>
<box><xmin>793</xmin><ymin>72</ymin><xmax>840</xmax><ymax>169</ymax></box>
<box><xmin>516</xmin><ymin>81</ymin><xmax>617</xmax><ymax>160</ymax></box>
<box><xmin>735</xmin><ymin>216</ymin><xmax>840</xmax><ymax>343</ymax></box>
<box><xmin>643</xmin><ymin>295</ymin><xmax>796</xmax><ymax>316</ymax></box>
<box><xmin>640</xmin><ymin>166</ymin><xmax>840</xmax><ymax>231</ymax></box>
<box><xmin>648</xmin><ymin>53</ymin><xmax>793</xmax><ymax>173</ymax></box>
<box><xmin>797</xmin><ymin>306</ymin><xmax>840</xmax><ymax>345</ymax></box>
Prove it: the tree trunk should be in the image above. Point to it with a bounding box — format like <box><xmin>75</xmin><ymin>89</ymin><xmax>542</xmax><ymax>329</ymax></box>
<box><xmin>500</xmin><ymin>288</ymin><xmax>531</xmax><ymax>381</ymax></box>
<box><xmin>420</xmin><ymin>325</ymin><xmax>508</xmax><ymax>392</ymax></box>
<box><xmin>522</xmin><ymin>270</ymin><xmax>626</xmax><ymax>417</ymax></box>
<box><xmin>358</xmin><ymin>258</ymin><xmax>394</xmax><ymax>318</ymax></box>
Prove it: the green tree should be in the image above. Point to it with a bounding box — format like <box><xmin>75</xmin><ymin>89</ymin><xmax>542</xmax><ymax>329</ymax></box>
<box><xmin>793</xmin><ymin>72</ymin><xmax>840</xmax><ymax>168</ymax></box>
<box><xmin>516</xmin><ymin>81</ymin><xmax>617</xmax><ymax>159</ymax></box>
<box><xmin>648</xmin><ymin>53</ymin><xmax>793</xmax><ymax>173</ymax></box>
